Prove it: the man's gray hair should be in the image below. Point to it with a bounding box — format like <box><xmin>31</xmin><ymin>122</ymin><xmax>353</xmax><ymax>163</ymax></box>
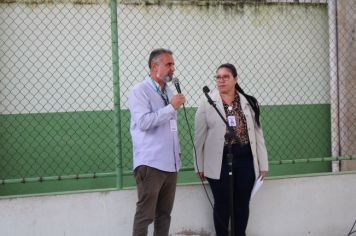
<box><xmin>148</xmin><ymin>48</ymin><xmax>173</xmax><ymax>69</ymax></box>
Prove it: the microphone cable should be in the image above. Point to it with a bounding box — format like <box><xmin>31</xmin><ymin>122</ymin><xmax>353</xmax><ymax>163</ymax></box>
<box><xmin>178</xmin><ymin>87</ymin><xmax>233</xmax><ymax>232</ymax></box>
<box><xmin>348</xmin><ymin>219</ymin><xmax>356</xmax><ymax>236</ymax></box>
<box><xmin>180</xmin><ymin>102</ymin><xmax>214</xmax><ymax>210</ymax></box>
<box><xmin>164</xmin><ymin>76</ymin><xmax>212</xmax><ymax>205</ymax></box>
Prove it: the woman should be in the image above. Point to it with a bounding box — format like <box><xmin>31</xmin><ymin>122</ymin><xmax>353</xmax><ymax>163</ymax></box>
<box><xmin>194</xmin><ymin>63</ymin><xmax>269</xmax><ymax>236</ymax></box>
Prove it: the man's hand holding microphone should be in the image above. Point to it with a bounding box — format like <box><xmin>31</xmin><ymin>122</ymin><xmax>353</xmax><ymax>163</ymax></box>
<box><xmin>171</xmin><ymin>77</ymin><xmax>185</xmax><ymax>110</ymax></box>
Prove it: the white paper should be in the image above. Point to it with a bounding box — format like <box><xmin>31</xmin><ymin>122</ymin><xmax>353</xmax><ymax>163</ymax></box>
<box><xmin>251</xmin><ymin>176</ymin><xmax>264</xmax><ymax>199</ymax></box>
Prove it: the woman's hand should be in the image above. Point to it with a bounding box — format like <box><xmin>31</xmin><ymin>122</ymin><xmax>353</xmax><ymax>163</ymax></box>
<box><xmin>259</xmin><ymin>171</ymin><xmax>268</xmax><ymax>179</ymax></box>
<box><xmin>197</xmin><ymin>172</ymin><xmax>206</xmax><ymax>181</ymax></box>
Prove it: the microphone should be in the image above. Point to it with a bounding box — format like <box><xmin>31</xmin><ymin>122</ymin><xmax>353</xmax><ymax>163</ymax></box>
<box><xmin>203</xmin><ymin>86</ymin><xmax>214</xmax><ymax>105</ymax></box>
<box><xmin>172</xmin><ymin>77</ymin><xmax>182</xmax><ymax>93</ymax></box>
<box><xmin>203</xmin><ymin>86</ymin><xmax>210</xmax><ymax>94</ymax></box>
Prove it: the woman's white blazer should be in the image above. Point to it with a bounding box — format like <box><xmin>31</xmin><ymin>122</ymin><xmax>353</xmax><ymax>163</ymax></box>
<box><xmin>194</xmin><ymin>90</ymin><xmax>269</xmax><ymax>179</ymax></box>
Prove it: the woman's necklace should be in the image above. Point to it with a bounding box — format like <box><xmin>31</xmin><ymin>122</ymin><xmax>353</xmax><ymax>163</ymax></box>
<box><xmin>223</xmin><ymin>102</ymin><xmax>235</xmax><ymax>117</ymax></box>
<box><xmin>227</xmin><ymin>104</ymin><xmax>233</xmax><ymax>112</ymax></box>
<box><xmin>222</xmin><ymin>94</ymin><xmax>235</xmax><ymax>114</ymax></box>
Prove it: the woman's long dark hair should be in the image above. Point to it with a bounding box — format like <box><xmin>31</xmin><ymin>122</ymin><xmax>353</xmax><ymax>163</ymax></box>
<box><xmin>217</xmin><ymin>63</ymin><xmax>261</xmax><ymax>127</ymax></box>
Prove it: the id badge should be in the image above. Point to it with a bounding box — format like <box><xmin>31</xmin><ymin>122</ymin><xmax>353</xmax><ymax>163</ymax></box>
<box><xmin>227</xmin><ymin>116</ymin><xmax>237</xmax><ymax>127</ymax></box>
<box><xmin>170</xmin><ymin>119</ymin><xmax>177</xmax><ymax>132</ymax></box>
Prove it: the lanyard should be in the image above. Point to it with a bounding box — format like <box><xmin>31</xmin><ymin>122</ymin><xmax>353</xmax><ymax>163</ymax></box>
<box><xmin>151</xmin><ymin>78</ymin><xmax>169</xmax><ymax>106</ymax></box>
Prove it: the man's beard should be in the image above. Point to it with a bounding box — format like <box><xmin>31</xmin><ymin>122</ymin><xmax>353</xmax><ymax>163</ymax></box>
<box><xmin>161</xmin><ymin>75</ymin><xmax>173</xmax><ymax>83</ymax></box>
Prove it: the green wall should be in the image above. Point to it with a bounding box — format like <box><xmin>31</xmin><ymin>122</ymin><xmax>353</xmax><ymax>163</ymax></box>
<box><xmin>0</xmin><ymin>104</ymin><xmax>331</xmax><ymax>196</ymax></box>
<box><xmin>0</xmin><ymin>111</ymin><xmax>116</xmax><ymax>178</ymax></box>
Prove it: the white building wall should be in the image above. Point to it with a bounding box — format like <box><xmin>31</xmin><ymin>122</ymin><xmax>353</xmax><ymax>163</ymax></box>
<box><xmin>0</xmin><ymin>3</ymin><xmax>329</xmax><ymax>114</ymax></box>
<box><xmin>1</xmin><ymin>173</ymin><xmax>355</xmax><ymax>236</ymax></box>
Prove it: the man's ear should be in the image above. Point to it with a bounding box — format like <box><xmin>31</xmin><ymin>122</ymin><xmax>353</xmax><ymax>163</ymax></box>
<box><xmin>152</xmin><ymin>62</ymin><xmax>159</xmax><ymax>69</ymax></box>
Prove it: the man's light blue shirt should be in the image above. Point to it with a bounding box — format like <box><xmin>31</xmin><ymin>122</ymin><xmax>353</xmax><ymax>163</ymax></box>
<box><xmin>128</xmin><ymin>76</ymin><xmax>181</xmax><ymax>172</ymax></box>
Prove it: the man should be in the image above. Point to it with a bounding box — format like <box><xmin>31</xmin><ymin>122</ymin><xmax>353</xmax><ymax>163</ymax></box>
<box><xmin>128</xmin><ymin>48</ymin><xmax>186</xmax><ymax>236</ymax></box>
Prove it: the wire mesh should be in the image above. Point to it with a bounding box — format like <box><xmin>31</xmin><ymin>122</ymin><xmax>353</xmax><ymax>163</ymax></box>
<box><xmin>0</xmin><ymin>1</ymin><xmax>115</xmax><ymax>179</ymax></box>
<box><xmin>117</xmin><ymin>0</ymin><xmax>333</xmax><ymax>172</ymax></box>
<box><xmin>1</xmin><ymin>0</ymin><xmax>356</xmax><ymax>191</ymax></box>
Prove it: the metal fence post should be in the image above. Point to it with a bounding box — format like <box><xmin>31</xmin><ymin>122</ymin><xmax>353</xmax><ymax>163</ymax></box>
<box><xmin>110</xmin><ymin>0</ymin><xmax>122</xmax><ymax>189</ymax></box>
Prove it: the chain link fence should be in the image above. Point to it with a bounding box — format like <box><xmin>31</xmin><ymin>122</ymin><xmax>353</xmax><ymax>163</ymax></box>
<box><xmin>0</xmin><ymin>1</ymin><xmax>115</xmax><ymax>184</ymax></box>
<box><xmin>1</xmin><ymin>0</ymin><xmax>356</xmax><ymax>195</ymax></box>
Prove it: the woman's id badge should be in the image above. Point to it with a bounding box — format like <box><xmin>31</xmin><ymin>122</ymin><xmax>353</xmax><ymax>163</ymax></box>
<box><xmin>227</xmin><ymin>116</ymin><xmax>237</xmax><ymax>127</ymax></box>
